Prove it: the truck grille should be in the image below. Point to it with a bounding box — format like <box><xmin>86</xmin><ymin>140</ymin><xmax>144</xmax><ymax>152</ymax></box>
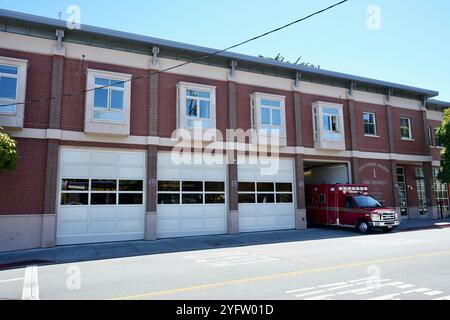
<box><xmin>381</xmin><ymin>213</ymin><xmax>396</xmax><ymax>221</ymax></box>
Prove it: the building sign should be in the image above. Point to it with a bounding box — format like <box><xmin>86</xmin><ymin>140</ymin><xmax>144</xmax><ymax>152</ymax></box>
<box><xmin>358</xmin><ymin>161</ymin><xmax>391</xmax><ymax>204</ymax></box>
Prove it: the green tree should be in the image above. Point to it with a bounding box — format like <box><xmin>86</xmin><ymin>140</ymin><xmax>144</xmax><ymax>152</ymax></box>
<box><xmin>436</xmin><ymin>109</ymin><xmax>450</xmax><ymax>182</ymax></box>
<box><xmin>0</xmin><ymin>127</ymin><xmax>19</xmax><ymax>172</ymax></box>
<box><xmin>258</xmin><ymin>53</ymin><xmax>320</xmax><ymax>69</ymax></box>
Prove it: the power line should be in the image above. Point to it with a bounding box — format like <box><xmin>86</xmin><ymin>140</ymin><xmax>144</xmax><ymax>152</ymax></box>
<box><xmin>0</xmin><ymin>0</ymin><xmax>349</xmax><ymax>109</ymax></box>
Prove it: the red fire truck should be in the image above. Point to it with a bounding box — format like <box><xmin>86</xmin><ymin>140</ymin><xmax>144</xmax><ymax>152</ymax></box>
<box><xmin>305</xmin><ymin>184</ymin><xmax>400</xmax><ymax>234</ymax></box>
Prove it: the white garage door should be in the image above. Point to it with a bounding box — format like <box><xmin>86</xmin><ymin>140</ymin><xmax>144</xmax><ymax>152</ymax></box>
<box><xmin>238</xmin><ymin>157</ymin><xmax>296</xmax><ymax>232</ymax></box>
<box><xmin>57</xmin><ymin>149</ymin><xmax>146</xmax><ymax>245</ymax></box>
<box><xmin>157</xmin><ymin>153</ymin><xmax>227</xmax><ymax>238</ymax></box>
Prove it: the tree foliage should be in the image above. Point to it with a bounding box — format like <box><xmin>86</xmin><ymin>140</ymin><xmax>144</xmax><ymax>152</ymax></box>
<box><xmin>258</xmin><ymin>53</ymin><xmax>320</xmax><ymax>69</ymax></box>
<box><xmin>436</xmin><ymin>109</ymin><xmax>450</xmax><ymax>182</ymax></box>
<box><xmin>0</xmin><ymin>127</ymin><xmax>19</xmax><ymax>172</ymax></box>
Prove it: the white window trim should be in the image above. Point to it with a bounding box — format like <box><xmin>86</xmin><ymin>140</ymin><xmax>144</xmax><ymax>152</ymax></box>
<box><xmin>312</xmin><ymin>101</ymin><xmax>345</xmax><ymax>142</ymax></box>
<box><xmin>0</xmin><ymin>56</ymin><xmax>28</xmax><ymax>128</ymax></box>
<box><xmin>400</xmin><ymin>117</ymin><xmax>413</xmax><ymax>140</ymax></box>
<box><xmin>434</xmin><ymin>127</ymin><xmax>444</xmax><ymax>148</ymax></box>
<box><xmin>85</xmin><ymin>69</ymin><xmax>132</xmax><ymax>125</ymax></box>
<box><xmin>250</xmin><ymin>92</ymin><xmax>287</xmax><ymax>139</ymax></box>
<box><xmin>363</xmin><ymin>112</ymin><xmax>378</xmax><ymax>137</ymax></box>
<box><xmin>177</xmin><ymin>82</ymin><xmax>216</xmax><ymax>131</ymax></box>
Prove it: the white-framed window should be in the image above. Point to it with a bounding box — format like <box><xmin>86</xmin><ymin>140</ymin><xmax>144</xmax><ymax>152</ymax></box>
<box><xmin>435</xmin><ymin>128</ymin><xmax>443</xmax><ymax>147</ymax></box>
<box><xmin>322</xmin><ymin>107</ymin><xmax>340</xmax><ymax>133</ymax></box>
<box><xmin>250</xmin><ymin>92</ymin><xmax>286</xmax><ymax>138</ymax></box>
<box><xmin>363</xmin><ymin>112</ymin><xmax>377</xmax><ymax>136</ymax></box>
<box><xmin>177</xmin><ymin>82</ymin><xmax>216</xmax><ymax>130</ymax></box>
<box><xmin>427</xmin><ymin>127</ymin><xmax>434</xmax><ymax>147</ymax></box>
<box><xmin>312</xmin><ymin>101</ymin><xmax>345</xmax><ymax>150</ymax></box>
<box><xmin>0</xmin><ymin>57</ymin><xmax>28</xmax><ymax>125</ymax></box>
<box><xmin>85</xmin><ymin>69</ymin><xmax>132</xmax><ymax>135</ymax></box>
<box><xmin>400</xmin><ymin>117</ymin><xmax>412</xmax><ymax>139</ymax></box>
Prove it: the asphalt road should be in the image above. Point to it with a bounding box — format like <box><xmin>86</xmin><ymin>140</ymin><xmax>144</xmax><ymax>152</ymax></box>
<box><xmin>1</xmin><ymin>227</ymin><xmax>450</xmax><ymax>300</ymax></box>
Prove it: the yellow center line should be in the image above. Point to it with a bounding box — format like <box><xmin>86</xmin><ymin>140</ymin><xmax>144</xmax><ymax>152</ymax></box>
<box><xmin>111</xmin><ymin>249</ymin><xmax>450</xmax><ymax>300</ymax></box>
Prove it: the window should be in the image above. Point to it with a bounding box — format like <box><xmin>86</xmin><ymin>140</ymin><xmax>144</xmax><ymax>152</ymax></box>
<box><xmin>433</xmin><ymin>169</ymin><xmax>449</xmax><ymax>211</ymax></box>
<box><xmin>93</xmin><ymin>77</ymin><xmax>125</xmax><ymax>121</ymax></box>
<box><xmin>250</xmin><ymin>93</ymin><xmax>286</xmax><ymax>142</ymax></box>
<box><xmin>396</xmin><ymin>167</ymin><xmax>408</xmax><ymax>216</ymax></box>
<box><xmin>323</xmin><ymin>108</ymin><xmax>340</xmax><ymax>132</ymax></box>
<box><xmin>85</xmin><ymin>69</ymin><xmax>132</xmax><ymax>135</ymax></box>
<box><xmin>415</xmin><ymin>168</ymin><xmax>427</xmax><ymax>215</ymax></box>
<box><xmin>157</xmin><ymin>180</ymin><xmax>225</xmax><ymax>205</ymax></box>
<box><xmin>363</xmin><ymin>112</ymin><xmax>377</xmax><ymax>136</ymax></box>
<box><xmin>427</xmin><ymin>127</ymin><xmax>434</xmax><ymax>147</ymax></box>
<box><xmin>400</xmin><ymin>117</ymin><xmax>412</xmax><ymax>139</ymax></box>
<box><xmin>238</xmin><ymin>182</ymin><xmax>293</xmax><ymax>204</ymax></box>
<box><xmin>177</xmin><ymin>82</ymin><xmax>216</xmax><ymax>130</ymax></box>
<box><xmin>0</xmin><ymin>57</ymin><xmax>28</xmax><ymax>128</ymax></box>
<box><xmin>435</xmin><ymin>128</ymin><xmax>443</xmax><ymax>147</ymax></box>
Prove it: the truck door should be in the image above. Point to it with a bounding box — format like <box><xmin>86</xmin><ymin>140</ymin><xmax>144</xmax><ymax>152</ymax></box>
<box><xmin>326</xmin><ymin>187</ymin><xmax>338</xmax><ymax>225</ymax></box>
<box><xmin>341</xmin><ymin>195</ymin><xmax>356</xmax><ymax>226</ymax></box>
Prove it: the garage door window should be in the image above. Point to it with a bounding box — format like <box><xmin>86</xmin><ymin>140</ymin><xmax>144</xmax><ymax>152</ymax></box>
<box><xmin>238</xmin><ymin>182</ymin><xmax>293</xmax><ymax>204</ymax></box>
<box><xmin>61</xmin><ymin>178</ymin><xmax>143</xmax><ymax>206</ymax></box>
<box><xmin>158</xmin><ymin>180</ymin><xmax>225</xmax><ymax>205</ymax></box>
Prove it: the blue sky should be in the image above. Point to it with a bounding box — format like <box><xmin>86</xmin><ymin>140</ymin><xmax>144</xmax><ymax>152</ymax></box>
<box><xmin>0</xmin><ymin>0</ymin><xmax>449</xmax><ymax>100</ymax></box>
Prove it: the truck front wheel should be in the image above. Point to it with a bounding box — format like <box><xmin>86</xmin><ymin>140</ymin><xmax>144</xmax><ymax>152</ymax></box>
<box><xmin>357</xmin><ymin>220</ymin><xmax>370</xmax><ymax>234</ymax></box>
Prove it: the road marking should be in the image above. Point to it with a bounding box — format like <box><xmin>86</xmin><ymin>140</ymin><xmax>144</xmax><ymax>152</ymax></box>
<box><xmin>0</xmin><ymin>278</ymin><xmax>24</xmax><ymax>284</ymax></box>
<box><xmin>402</xmin><ymin>288</ymin><xmax>431</xmax><ymax>294</ymax></box>
<box><xmin>337</xmin><ymin>287</ymin><xmax>373</xmax><ymax>295</ymax></box>
<box><xmin>295</xmin><ymin>290</ymin><xmax>326</xmax><ymax>298</ymax></box>
<box><xmin>433</xmin><ymin>295</ymin><xmax>450</xmax><ymax>300</ymax></box>
<box><xmin>285</xmin><ymin>287</ymin><xmax>316</xmax><ymax>294</ymax></box>
<box><xmin>326</xmin><ymin>284</ymin><xmax>354</xmax><ymax>291</ymax></box>
<box><xmin>368</xmin><ymin>293</ymin><xmax>401</xmax><ymax>300</ymax></box>
<box><xmin>423</xmin><ymin>290</ymin><xmax>443</xmax><ymax>296</ymax></box>
<box><xmin>305</xmin><ymin>293</ymin><xmax>336</xmax><ymax>300</ymax></box>
<box><xmin>318</xmin><ymin>282</ymin><xmax>347</xmax><ymax>288</ymax></box>
<box><xmin>356</xmin><ymin>290</ymin><xmax>374</xmax><ymax>295</ymax></box>
<box><xmin>21</xmin><ymin>266</ymin><xmax>39</xmax><ymax>300</ymax></box>
<box><xmin>397</xmin><ymin>284</ymin><xmax>415</xmax><ymax>289</ymax></box>
<box><xmin>111</xmin><ymin>249</ymin><xmax>450</xmax><ymax>300</ymax></box>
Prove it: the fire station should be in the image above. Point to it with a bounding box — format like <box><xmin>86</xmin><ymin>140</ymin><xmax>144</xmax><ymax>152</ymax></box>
<box><xmin>0</xmin><ymin>9</ymin><xmax>449</xmax><ymax>252</ymax></box>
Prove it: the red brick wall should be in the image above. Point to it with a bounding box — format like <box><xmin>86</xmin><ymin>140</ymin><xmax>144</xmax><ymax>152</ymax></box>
<box><xmin>60</xmin><ymin>58</ymin><xmax>149</xmax><ymax>135</ymax></box>
<box><xmin>235</xmin><ymin>84</ymin><xmax>296</xmax><ymax>146</ymax></box>
<box><xmin>0</xmin><ymin>138</ymin><xmax>47</xmax><ymax>215</ymax></box>
<box><xmin>354</xmin><ymin>101</ymin><xmax>390</xmax><ymax>153</ymax></box>
<box><xmin>391</xmin><ymin>108</ymin><xmax>426</xmax><ymax>155</ymax></box>
<box><xmin>357</xmin><ymin>159</ymin><xmax>394</xmax><ymax>207</ymax></box>
<box><xmin>0</xmin><ymin>49</ymin><xmax>52</xmax><ymax>129</ymax></box>
<box><xmin>158</xmin><ymin>73</ymin><xmax>229</xmax><ymax>138</ymax></box>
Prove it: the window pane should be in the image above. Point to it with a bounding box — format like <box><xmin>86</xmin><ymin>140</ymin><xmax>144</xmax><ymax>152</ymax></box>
<box><xmin>62</xmin><ymin>179</ymin><xmax>89</xmax><ymax>191</ymax></box>
<box><xmin>0</xmin><ymin>76</ymin><xmax>17</xmax><ymax>100</ymax></box>
<box><xmin>110</xmin><ymin>90</ymin><xmax>124</xmax><ymax>110</ymax></box>
<box><xmin>261</xmin><ymin>99</ymin><xmax>280</xmax><ymax>107</ymax></box>
<box><xmin>205</xmin><ymin>194</ymin><xmax>225</xmax><ymax>204</ymax></box>
<box><xmin>91</xmin><ymin>193</ymin><xmax>116</xmax><ymax>205</ymax></box>
<box><xmin>261</xmin><ymin>108</ymin><xmax>271</xmax><ymax>125</ymax></box>
<box><xmin>61</xmin><ymin>193</ymin><xmax>88</xmax><ymax>205</ymax></box>
<box><xmin>182</xmin><ymin>194</ymin><xmax>203</xmax><ymax>204</ymax></box>
<box><xmin>158</xmin><ymin>193</ymin><xmax>180</xmax><ymax>204</ymax></box>
<box><xmin>95</xmin><ymin>77</ymin><xmax>110</xmax><ymax>86</ymax></box>
<box><xmin>199</xmin><ymin>100</ymin><xmax>210</xmax><ymax>119</ymax></box>
<box><xmin>119</xmin><ymin>193</ymin><xmax>143</xmax><ymax>205</ymax></box>
<box><xmin>186</xmin><ymin>98</ymin><xmax>198</xmax><ymax>117</ymax></box>
<box><xmin>205</xmin><ymin>182</ymin><xmax>225</xmax><ymax>192</ymax></box>
<box><xmin>186</xmin><ymin>89</ymin><xmax>198</xmax><ymax>97</ymax></box>
<box><xmin>0</xmin><ymin>104</ymin><xmax>16</xmax><ymax>113</ymax></box>
<box><xmin>91</xmin><ymin>179</ymin><xmax>117</xmax><ymax>191</ymax></box>
<box><xmin>182</xmin><ymin>181</ymin><xmax>203</xmax><ymax>192</ymax></box>
<box><xmin>276</xmin><ymin>183</ymin><xmax>292</xmax><ymax>192</ymax></box>
<box><xmin>110</xmin><ymin>79</ymin><xmax>125</xmax><ymax>88</ymax></box>
<box><xmin>323</xmin><ymin>108</ymin><xmax>339</xmax><ymax>115</ymax></box>
<box><xmin>0</xmin><ymin>65</ymin><xmax>18</xmax><ymax>75</ymax></box>
<box><xmin>93</xmin><ymin>110</ymin><xmax>124</xmax><ymax>121</ymax></box>
<box><xmin>272</xmin><ymin>109</ymin><xmax>281</xmax><ymax>126</ymax></box>
<box><xmin>94</xmin><ymin>88</ymin><xmax>108</xmax><ymax>108</ymax></box>
<box><xmin>257</xmin><ymin>182</ymin><xmax>274</xmax><ymax>192</ymax></box>
<box><xmin>238</xmin><ymin>182</ymin><xmax>255</xmax><ymax>192</ymax></box>
<box><xmin>198</xmin><ymin>91</ymin><xmax>210</xmax><ymax>99</ymax></box>
<box><xmin>323</xmin><ymin>115</ymin><xmax>331</xmax><ymax>131</ymax></box>
<box><xmin>238</xmin><ymin>194</ymin><xmax>256</xmax><ymax>203</ymax></box>
<box><xmin>119</xmin><ymin>180</ymin><xmax>143</xmax><ymax>191</ymax></box>
<box><xmin>257</xmin><ymin>194</ymin><xmax>275</xmax><ymax>203</ymax></box>
<box><xmin>331</xmin><ymin>116</ymin><xmax>338</xmax><ymax>131</ymax></box>
<box><xmin>158</xmin><ymin>181</ymin><xmax>180</xmax><ymax>192</ymax></box>
<box><xmin>276</xmin><ymin>194</ymin><xmax>293</xmax><ymax>203</ymax></box>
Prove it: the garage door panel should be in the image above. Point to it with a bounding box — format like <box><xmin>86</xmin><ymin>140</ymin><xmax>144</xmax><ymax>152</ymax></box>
<box><xmin>62</xmin><ymin>150</ymin><xmax>90</xmax><ymax>164</ymax></box>
<box><xmin>61</xmin><ymin>164</ymin><xmax>89</xmax><ymax>178</ymax></box>
<box><xmin>117</xmin><ymin>220</ymin><xmax>144</xmax><ymax>233</ymax></box>
<box><xmin>180</xmin><ymin>207</ymin><xmax>204</xmax><ymax>219</ymax></box>
<box><xmin>91</xmin><ymin>152</ymin><xmax>117</xmax><ymax>165</ymax></box>
<box><xmin>203</xmin><ymin>206</ymin><xmax>227</xmax><ymax>217</ymax></box>
<box><xmin>158</xmin><ymin>168</ymin><xmax>180</xmax><ymax>180</ymax></box>
<box><xmin>59</xmin><ymin>221</ymin><xmax>88</xmax><ymax>235</ymax></box>
<box><xmin>157</xmin><ymin>206</ymin><xmax>181</xmax><ymax>219</ymax></box>
<box><xmin>118</xmin><ymin>207</ymin><xmax>144</xmax><ymax>219</ymax></box>
<box><xmin>89</xmin><ymin>207</ymin><xmax>116</xmax><ymax>220</ymax></box>
<box><xmin>119</xmin><ymin>153</ymin><xmax>145</xmax><ymax>166</ymax></box>
<box><xmin>119</xmin><ymin>166</ymin><xmax>144</xmax><ymax>179</ymax></box>
<box><xmin>91</xmin><ymin>165</ymin><xmax>117</xmax><ymax>178</ymax></box>
<box><xmin>203</xmin><ymin>169</ymin><xmax>226</xmax><ymax>180</ymax></box>
<box><xmin>89</xmin><ymin>220</ymin><xmax>116</xmax><ymax>233</ymax></box>
<box><xmin>59</xmin><ymin>207</ymin><xmax>88</xmax><ymax>222</ymax></box>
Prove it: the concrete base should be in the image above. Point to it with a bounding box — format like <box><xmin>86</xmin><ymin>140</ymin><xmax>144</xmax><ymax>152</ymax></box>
<box><xmin>227</xmin><ymin>210</ymin><xmax>239</xmax><ymax>235</ymax></box>
<box><xmin>0</xmin><ymin>215</ymin><xmax>43</xmax><ymax>253</ymax></box>
<box><xmin>296</xmin><ymin>209</ymin><xmax>307</xmax><ymax>230</ymax></box>
<box><xmin>427</xmin><ymin>206</ymin><xmax>438</xmax><ymax>219</ymax></box>
<box><xmin>145</xmin><ymin>212</ymin><xmax>157</xmax><ymax>241</ymax></box>
<box><xmin>41</xmin><ymin>214</ymin><xmax>57</xmax><ymax>248</ymax></box>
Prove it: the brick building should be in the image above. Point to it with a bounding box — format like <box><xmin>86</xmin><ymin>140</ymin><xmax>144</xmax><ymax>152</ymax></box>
<box><xmin>0</xmin><ymin>9</ymin><xmax>449</xmax><ymax>252</ymax></box>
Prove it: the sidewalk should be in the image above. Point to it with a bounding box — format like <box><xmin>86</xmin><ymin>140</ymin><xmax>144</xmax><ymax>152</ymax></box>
<box><xmin>1</xmin><ymin>218</ymin><xmax>449</xmax><ymax>270</ymax></box>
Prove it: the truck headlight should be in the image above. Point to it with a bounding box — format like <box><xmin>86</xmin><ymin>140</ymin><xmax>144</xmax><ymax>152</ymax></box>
<box><xmin>371</xmin><ymin>213</ymin><xmax>380</xmax><ymax>221</ymax></box>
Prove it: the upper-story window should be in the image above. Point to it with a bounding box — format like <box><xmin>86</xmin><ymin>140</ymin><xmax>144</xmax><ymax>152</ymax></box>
<box><xmin>435</xmin><ymin>128</ymin><xmax>443</xmax><ymax>147</ymax></box>
<box><xmin>85</xmin><ymin>69</ymin><xmax>132</xmax><ymax>136</ymax></box>
<box><xmin>322</xmin><ymin>108</ymin><xmax>340</xmax><ymax>133</ymax></box>
<box><xmin>363</xmin><ymin>112</ymin><xmax>377</xmax><ymax>136</ymax></box>
<box><xmin>312</xmin><ymin>101</ymin><xmax>345</xmax><ymax>150</ymax></box>
<box><xmin>250</xmin><ymin>93</ymin><xmax>286</xmax><ymax>142</ymax></box>
<box><xmin>177</xmin><ymin>82</ymin><xmax>216</xmax><ymax>130</ymax></box>
<box><xmin>400</xmin><ymin>117</ymin><xmax>412</xmax><ymax>140</ymax></box>
<box><xmin>93</xmin><ymin>77</ymin><xmax>125</xmax><ymax>121</ymax></box>
<box><xmin>427</xmin><ymin>127</ymin><xmax>434</xmax><ymax>147</ymax></box>
<box><xmin>0</xmin><ymin>57</ymin><xmax>28</xmax><ymax>129</ymax></box>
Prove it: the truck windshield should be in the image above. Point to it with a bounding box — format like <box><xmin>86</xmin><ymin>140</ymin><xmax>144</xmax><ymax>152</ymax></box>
<box><xmin>353</xmin><ymin>196</ymin><xmax>383</xmax><ymax>208</ymax></box>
